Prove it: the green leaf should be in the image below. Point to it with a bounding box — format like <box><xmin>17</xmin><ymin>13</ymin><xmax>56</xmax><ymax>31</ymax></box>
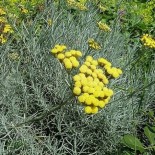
<box><xmin>148</xmin><ymin>110</ymin><xmax>154</xmax><ymax>118</ymax></box>
<box><xmin>122</xmin><ymin>134</ymin><xmax>145</xmax><ymax>153</ymax></box>
<box><xmin>121</xmin><ymin>151</ymin><xmax>134</xmax><ymax>155</ymax></box>
<box><xmin>144</xmin><ymin>126</ymin><xmax>155</xmax><ymax>145</ymax></box>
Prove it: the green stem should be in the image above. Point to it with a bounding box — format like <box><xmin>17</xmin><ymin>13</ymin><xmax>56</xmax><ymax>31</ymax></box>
<box><xmin>13</xmin><ymin>96</ymin><xmax>74</xmax><ymax>127</ymax></box>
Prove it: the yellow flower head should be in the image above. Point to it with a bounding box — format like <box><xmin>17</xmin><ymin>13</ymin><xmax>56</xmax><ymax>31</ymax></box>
<box><xmin>78</xmin><ymin>95</ymin><xmax>86</xmax><ymax>103</ymax></box>
<box><xmin>63</xmin><ymin>58</ymin><xmax>73</xmax><ymax>69</ymax></box>
<box><xmin>88</xmin><ymin>38</ymin><xmax>101</xmax><ymax>50</ymax></box>
<box><xmin>67</xmin><ymin>0</ymin><xmax>87</xmax><ymax>11</ymax></box>
<box><xmin>86</xmin><ymin>56</ymin><xmax>93</xmax><ymax>62</ymax></box>
<box><xmin>21</xmin><ymin>8</ymin><xmax>29</xmax><ymax>14</ymax></box>
<box><xmin>84</xmin><ymin>106</ymin><xmax>92</xmax><ymax>114</ymax></box>
<box><xmin>51</xmin><ymin>44</ymin><xmax>67</xmax><ymax>54</ymax></box>
<box><xmin>73</xmin><ymin>74</ymin><xmax>82</xmax><ymax>81</ymax></box>
<box><xmin>0</xmin><ymin>34</ymin><xmax>7</xmax><ymax>44</ymax></box>
<box><xmin>57</xmin><ymin>53</ymin><xmax>65</xmax><ymax>60</ymax></box>
<box><xmin>141</xmin><ymin>34</ymin><xmax>155</xmax><ymax>48</ymax></box>
<box><xmin>97</xmin><ymin>21</ymin><xmax>111</xmax><ymax>32</ymax></box>
<box><xmin>3</xmin><ymin>24</ymin><xmax>14</xmax><ymax>33</ymax></box>
<box><xmin>91</xmin><ymin>106</ymin><xmax>98</xmax><ymax>114</ymax></box>
<box><xmin>73</xmin><ymin>87</ymin><xmax>81</xmax><ymax>95</ymax></box>
<box><xmin>0</xmin><ymin>8</ymin><xmax>6</xmax><ymax>15</ymax></box>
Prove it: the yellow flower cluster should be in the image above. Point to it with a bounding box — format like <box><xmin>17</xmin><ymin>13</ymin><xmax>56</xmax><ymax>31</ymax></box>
<box><xmin>98</xmin><ymin>58</ymin><xmax>122</xmax><ymax>78</ymax></box>
<box><xmin>0</xmin><ymin>8</ymin><xmax>6</xmax><ymax>15</ymax></box>
<box><xmin>0</xmin><ymin>8</ymin><xmax>14</xmax><ymax>44</ymax></box>
<box><xmin>73</xmin><ymin>56</ymin><xmax>122</xmax><ymax>114</ymax></box>
<box><xmin>67</xmin><ymin>0</ymin><xmax>87</xmax><ymax>11</ymax></box>
<box><xmin>141</xmin><ymin>34</ymin><xmax>155</xmax><ymax>49</ymax></box>
<box><xmin>98</xmin><ymin>4</ymin><xmax>107</xmax><ymax>12</ymax></box>
<box><xmin>88</xmin><ymin>38</ymin><xmax>101</xmax><ymax>50</ymax></box>
<box><xmin>21</xmin><ymin>7</ymin><xmax>29</xmax><ymax>14</ymax></box>
<box><xmin>51</xmin><ymin>44</ymin><xmax>82</xmax><ymax>69</ymax></box>
<box><xmin>97</xmin><ymin>21</ymin><xmax>111</xmax><ymax>32</ymax></box>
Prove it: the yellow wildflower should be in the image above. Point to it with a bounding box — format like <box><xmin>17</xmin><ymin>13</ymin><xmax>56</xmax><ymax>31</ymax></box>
<box><xmin>0</xmin><ymin>8</ymin><xmax>6</xmax><ymax>15</ymax></box>
<box><xmin>73</xmin><ymin>87</ymin><xmax>81</xmax><ymax>95</ymax></box>
<box><xmin>141</xmin><ymin>34</ymin><xmax>155</xmax><ymax>48</ymax></box>
<box><xmin>0</xmin><ymin>34</ymin><xmax>7</xmax><ymax>44</ymax></box>
<box><xmin>73</xmin><ymin>75</ymin><xmax>81</xmax><ymax>81</ymax></box>
<box><xmin>86</xmin><ymin>56</ymin><xmax>93</xmax><ymax>62</ymax></box>
<box><xmin>97</xmin><ymin>21</ymin><xmax>111</xmax><ymax>32</ymax></box>
<box><xmin>21</xmin><ymin>8</ymin><xmax>29</xmax><ymax>14</ymax></box>
<box><xmin>64</xmin><ymin>60</ymin><xmax>73</xmax><ymax>69</ymax></box>
<box><xmin>57</xmin><ymin>53</ymin><xmax>65</xmax><ymax>60</ymax></box>
<box><xmin>67</xmin><ymin>0</ymin><xmax>87</xmax><ymax>11</ymax></box>
<box><xmin>3</xmin><ymin>24</ymin><xmax>14</xmax><ymax>33</ymax></box>
<box><xmin>88</xmin><ymin>38</ymin><xmax>101</xmax><ymax>50</ymax></box>
<box><xmin>91</xmin><ymin>106</ymin><xmax>98</xmax><ymax>114</ymax></box>
<box><xmin>84</xmin><ymin>106</ymin><xmax>92</xmax><ymax>114</ymax></box>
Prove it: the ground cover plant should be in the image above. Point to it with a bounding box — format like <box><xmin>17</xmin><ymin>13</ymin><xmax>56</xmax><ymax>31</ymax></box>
<box><xmin>0</xmin><ymin>0</ymin><xmax>155</xmax><ymax>154</ymax></box>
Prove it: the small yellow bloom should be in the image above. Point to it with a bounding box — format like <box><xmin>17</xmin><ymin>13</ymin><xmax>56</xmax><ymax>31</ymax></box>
<box><xmin>112</xmin><ymin>71</ymin><xmax>120</xmax><ymax>78</ymax></box>
<box><xmin>86</xmin><ymin>56</ymin><xmax>93</xmax><ymax>62</ymax></box>
<box><xmin>93</xmin><ymin>91</ymin><xmax>101</xmax><ymax>98</ymax></box>
<box><xmin>73</xmin><ymin>87</ymin><xmax>81</xmax><ymax>95</ymax></box>
<box><xmin>85</xmin><ymin>97</ymin><xmax>92</xmax><ymax>105</ymax></box>
<box><xmin>73</xmin><ymin>74</ymin><xmax>81</xmax><ymax>81</ymax></box>
<box><xmin>70</xmin><ymin>50</ymin><xmax>76</xmax><ymax>55</ymax></box>
<box><xmin>78</xmin><ymin>73</ymin><xmax>86</xmax><ymax>78</ymax></box>
<box><xmin>91</xmin><ymin>106</ymin><xmax>98</xmax><ymax>114</ymax></box>
<box><xmin>57</xmin><ymin>53</ymin><xmax>65</xmax><ymax>60</ymax></box>
<box><xmin>91</xmin><ymin>60</ymin><xmax>98</xmax><ymax>66</ymax></box>
<box><xmin>78</xmin><ymin>95</ymin><xmax>86</xmax><ymax>103</ymax></box>
<box><xmin>65</xmin><ymin>51</ymin><xmax>72</xmax><ymax>57</ymax></box>
<box><xmin>80</xmin><ymin>78</ymin><xmax>88</xmax><ymax>86</ymax></box>
<box><xmin>69</xmin><ymin>56</ymin><xmax>76</xmax><ymax>61</ymax></box>
<box><xmin>87</xmin><ymin>76</ymin><xmax>93</xmax><ymax>82</ymax></box>
<box><xmin>72</xmin><ymin>60</ymin><xmax>79</xmax><ymax>67</ymax></box>
<box><xmin>141</xmin><ymin>34</ymin><xmax>155</xmax><ymax>48</ymax></box>
<box><xmin>75</xmin><ymin>81</ymin><xmax>82</xmax><ymax>87</ymax></box>
<box><xmin>79</xmin><ymin>65</ymin><xmax>88</xmax><ymax>73</ymax></box>
<box><xmin>75</xmin><ymin>51</ymin><xmax>82</xmax><ymax>57</ymax></box>
<box><xmin>84</xmin><ymin>61</ymin><xmax>91</xmax><ymax>66</ymax></box>
<box><xmin>97</xmin><ymin>21</ymin><xmax>111</xmax><ymax>32</ymax></box>
<box><xmin>92</xmin><ymin>98</ymin><xmax>99</xmax><ymax>106</ymax></box>
<box><xmin>86</xmin><ymin>68</ymin><xmax>92</xmax><ymax>75</ymax></box>
<box><xmin>3</xmin><ymin>24</ymin><xmax>14</xmax><ymax>33</ymax></box>
<box><xmin>88</xmin><ymin>87</ymin><xmax>95</xmax><ymax>94</ymax></box>
<box><xmin>98</xmin><ymin>101</ymin><xmax>106</xmax><ymax>108</ymax></box>
<box><xmin>83</xmin><ymin>85</ymin><xmax>89</xmax><ymax>93</ymax></box>
<box><xmin>84</xmin><ymin>106</ymin><xmax>92</xmax><ymax>114</ymax></box>
<box><xmin>90</xmin><ymin>65</ymin><xmax>96</xmax><ymax>70</ymax></box>
<box><xmin>0</xmin><ymin>8</ymin><xmax>6</xmax><ymax>15</ymax></box>
<box><xmin>88</xmin><ymin>38</ymin><xmax>101</xmax><ymax>50</ymax></box>
<box><xmin>21</xmin><ymin>8</ymin><xmax>29</xmax><ymax>14</ymax></box>
<box><xmin>92</xmin><ymin>72</ymin><xmax>97</xmax><ymax>78</ymax></box>
<box><xmin>117</xmin><ymin>68</ymin><xmax>123</xmax><ymax>74</ymax></box>
<box><xmin>0</xmin><ymin>34</ymin><xmax>7</xmax><ymax>44</ymax></box>
<box><xmin>64</xmin><ymin>59</ymin><xmax>73</xmax><ymax>69</ymax></box>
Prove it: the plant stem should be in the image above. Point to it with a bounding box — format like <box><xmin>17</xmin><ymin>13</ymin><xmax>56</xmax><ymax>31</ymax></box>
<box><xmin>13</xmin><ymin>96</ymin><xmax>74</xmax><ymax>127</ymax></box>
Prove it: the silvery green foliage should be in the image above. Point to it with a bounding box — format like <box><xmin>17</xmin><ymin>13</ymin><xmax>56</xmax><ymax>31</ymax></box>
<box><xmin>0</xmin><ymin>1</ymin><xmax>155</xmax><ymax>155</ymax></box>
